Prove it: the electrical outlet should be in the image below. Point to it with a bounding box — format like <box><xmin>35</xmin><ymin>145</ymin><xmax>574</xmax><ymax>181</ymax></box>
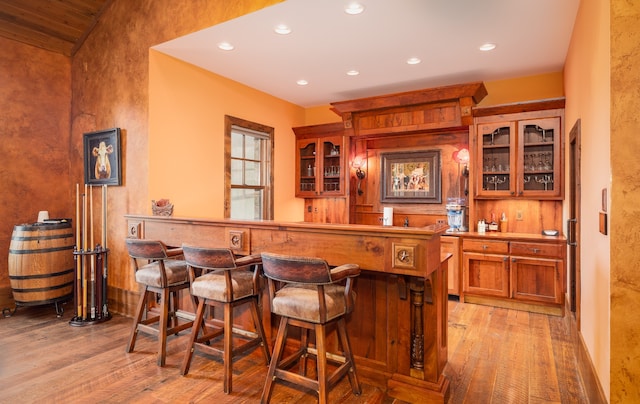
<box><xmin>436</xmin><ymin>219</ymin><xmax>447</xmax><ymax>225</ymax></box>
<box><xmin>516</xmin><ymin>210</ymin><xmax>523</xmax><ymax>221</ymax></box>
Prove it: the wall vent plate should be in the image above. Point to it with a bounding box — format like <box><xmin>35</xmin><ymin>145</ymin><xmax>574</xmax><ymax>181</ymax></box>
<box><xmin>542</xmin><ymin>229</ymin><xmax>559</xmax><ymax>236</ymax></box>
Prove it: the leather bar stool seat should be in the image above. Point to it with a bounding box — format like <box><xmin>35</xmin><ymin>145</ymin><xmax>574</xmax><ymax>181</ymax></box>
<box><xmin>260</xmin><ymin>252</ymin><xmax>361</xmax><ymax>404</ymax></box>
<box><xmin>125</xmin><ymin>239</ymin><xmax>195</xmax><ymax>367</ymax></box>
<box><xmin>180</xmin><ymin>245</ymin><xmax>271</xmax><ymax>394</ymax></box>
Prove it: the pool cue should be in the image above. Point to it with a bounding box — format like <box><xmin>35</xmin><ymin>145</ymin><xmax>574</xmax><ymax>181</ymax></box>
<box><xmin>102</xmin><ymin>185</ymin><xmax>108</xmax><ymax>316</ymax></box>
<box><xmin>75</xmin><ymin>184</ymin><xmax>81</xmax><ymax>318</ymax></box>
<box><xmin>90</xmin><ymin>185</ymin><xmax>95</xmax><ymax>319</ymax></box>
<box><xmin>103</xmin><ymin>185</ymin><xmax>108</xmax><ymax>248</ymax></box>
<box><xmin>83</xmin><ymin>184</ymin><xmax>88</xmax><ymax>319</ymax></box>
<box><xmin>95</xmin><ymin>245</ymin><xmax>103</xmax><ymax>318</ymax></box>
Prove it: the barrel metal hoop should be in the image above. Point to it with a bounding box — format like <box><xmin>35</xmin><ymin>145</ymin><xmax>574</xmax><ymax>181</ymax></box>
<box><xmin>9</xmin><ymin>245</ymin><xmax>75</xmax><ymax>254</ymax></box>
<box><xmin>11</xmin><ymin>232</ymin><xmax>74</xmax><ymax>242</ymax></box>
<box><xmin>13</xmin><ymin>295</ymin><xmax>72</xmax><ymax>306</ymax></box>
<box><xmin>9</xmin><ymin>268</ymin><xmax>75</xmax><ymax>280</ymax></box>
<box><xmin>10</xmin><ymin>281</ymin><xmax>74</xmax><ymax>293</ymax></box>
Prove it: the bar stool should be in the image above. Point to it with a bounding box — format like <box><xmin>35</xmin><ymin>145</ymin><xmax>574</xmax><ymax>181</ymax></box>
<box><xmin>125</xmin><ymin>239</ymin><xmax>194</xmax><ymax>367</ymax></box>
<box><xmin>260</xmin><ymin>252</ymin><xmax>361</xmax><ymax>404</ymax></box>
<box><xmin>180</xmin><ymin>245</ymin><xmax>271</xmax><ymax>394</ymax></box>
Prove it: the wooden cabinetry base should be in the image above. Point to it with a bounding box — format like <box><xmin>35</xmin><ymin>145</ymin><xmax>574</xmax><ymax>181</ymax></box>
<box><xmin>388</xmin><ymin>374</ymin><xmax>450</xmax><ymax>403</ymax></box>
<box><xmin>464</xmin><ymin>294</ymin><xmax>564</xmax><ymax>316</ymax></box>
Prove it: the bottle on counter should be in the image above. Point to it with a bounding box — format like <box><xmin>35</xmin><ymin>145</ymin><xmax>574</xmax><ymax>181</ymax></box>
<box><xmin>500</xmin><ymin>212</ymin><xmax>508</xmax><ymax>232</ymax></box>
<box><xmin>488</xmin><ymin>212</ymin><xmax>499</xmax><ymax>232</ymax></box>
<box><xmin>478</xmin><ymin>219</ymin><xmax>486</xmax><ymax>234</ymax></box>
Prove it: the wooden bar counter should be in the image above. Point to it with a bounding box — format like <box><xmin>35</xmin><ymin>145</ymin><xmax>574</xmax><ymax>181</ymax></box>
<box><xmin>125</xmin><ymin>215</ymin><xmax>450</xmax><ymax>403</ymax></box>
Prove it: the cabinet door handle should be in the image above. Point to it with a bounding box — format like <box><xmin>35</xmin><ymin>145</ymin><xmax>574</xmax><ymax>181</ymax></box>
<box><xmin>510</xmin><ymin>257</ymin><xmax>515</xmax><ymax>262</ymax></box>
<box><xmin>482</xmin><ymin>245</ymin><xmax>488</xmax><ymax>250</ymax></box>
<box><xmin>511</xmin><ymin>191</ymin><xmax>515</xmax><ymax>196</ymax></box>
<box><xmin>532</xmin><ymin>248</ymin><xmax>540</xmax><ymax>254</ymax></box>
<box><xmin>518</xmin><ymin>191</ymin><xmax>524</xmax><ymax>196</ymax></box>
<box><xmin>567</xmin><ymin>218</ymin><xmax>577</xmax><ymax>246</ymax></box>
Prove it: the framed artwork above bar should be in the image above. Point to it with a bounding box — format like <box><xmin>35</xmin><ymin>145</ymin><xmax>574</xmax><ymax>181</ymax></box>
<box><xmin>381</xmin><ymin>150</ymin><xmax>441</xmax><ymax>203</ymax></box>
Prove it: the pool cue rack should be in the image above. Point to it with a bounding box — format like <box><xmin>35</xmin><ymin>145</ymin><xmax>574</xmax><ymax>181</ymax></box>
<box><xmin>69</xmin><ymin>184</ymin><xmax>111</xmax><ymax>326</ymax></box>
<box><xmin>70</xmin><ymin>246</ymin><xmax>111</xmax><ymax>326</ymax></box>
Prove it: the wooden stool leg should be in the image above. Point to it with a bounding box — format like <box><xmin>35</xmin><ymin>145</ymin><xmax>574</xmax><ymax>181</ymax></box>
<box><xmin>157</xmin><ymin>288</ymin><xmax>169</xmax><ymax>367</ymax></box>
<box><xmin>250</xmin><ymin>299</ymin><xmax>271</xmax><ymax>364</ymax></box>
<box><xmin>261</xmin><ymin>317</ymin><xmax>289</xmax><ymax>404</ymax></box>
<box><xmin>190</xmin><ymin>294</ymin><xmax>207</xmax><ymax>337</ymax></box>
<box><xmin>223</xmin><ymin>302</ymin><xmax>233</xmax><ymax>394</ymax></box>
<box><xmin>299</xmin><ymin>327</ymin><xmax>309</xmax><ymax>376</ymax></box>
<box><xmin>315</xmin><ymin>323</ymin><xmax>328</xmax><ymax>404</ymax></box>
<box><xmin>181</xmin><ymin>298</ymin><xmax>206</xmax><ymax>375</ymax></box>
<box><xmin>126</xmin><ymin>288</ymin><xmax>148</xmax><ymax>353</ymax></box>
<box><xmin>338</xmin><ymin>318</ymin><xmax>361</xmax><ymax>395</ymax></box>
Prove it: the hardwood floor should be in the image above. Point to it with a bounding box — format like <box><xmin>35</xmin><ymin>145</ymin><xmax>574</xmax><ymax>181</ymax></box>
<box><xmin>0</xmin><ymin>299</ymin><xmax>588</xmax><ymax>403</ymax></box>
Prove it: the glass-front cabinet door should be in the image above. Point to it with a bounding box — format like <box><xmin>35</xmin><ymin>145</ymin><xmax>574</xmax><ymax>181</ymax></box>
<box><xmin>475</xmin><ymin>116</ymin><xmax>562</xmax><ymax>199</ymax></box>
<box><xmin>476</xmin><ymin>122</ymin><xmax>516</xmax><ymax>198</ymax></box>
<box><xmin>517</xmin><ymin>117</ymin><xmax>561</xmax><ymax>198</ymax></box>
<box><xmin>296</xmin><ymin>135</ymin><xmax>345</xmax><ymax>198</ymax></box>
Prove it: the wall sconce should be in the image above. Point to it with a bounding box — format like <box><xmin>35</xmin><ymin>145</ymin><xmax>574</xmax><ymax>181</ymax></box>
<box><xmin>352</xmin><ymin>156</ymin><xmax>366</xmax><ymax>195</ymax></box>
<box><xmin>453</xmin><ymin>148</ymin><xmax>470</xmax><ymax>196</ymax></box>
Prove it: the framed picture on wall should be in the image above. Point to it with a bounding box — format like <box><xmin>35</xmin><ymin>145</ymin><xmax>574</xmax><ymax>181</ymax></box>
<box><xmin>83</xmin><ymin>128</ymin><xmax>122</xmax><ymax>185</ymax></box>
<box><xmin>381</xmin><ymin>149</ymin><xmax>441</xmax><ymax>203</ymax></box>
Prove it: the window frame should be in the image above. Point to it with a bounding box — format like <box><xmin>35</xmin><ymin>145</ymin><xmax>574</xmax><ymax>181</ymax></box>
<box><xmin>224</xmin><ymin>115</ymin><xmax>274</xmax><ymax>220</ymax></box>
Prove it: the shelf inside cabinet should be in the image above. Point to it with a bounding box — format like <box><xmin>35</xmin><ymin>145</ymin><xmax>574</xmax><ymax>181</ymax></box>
<box><xmin>321</xmin><ymin>141</ymin><xmax>342</xmax><ymax>193</ymax></box>
<box><xmin>522</xmin><ymin>124</ymin><xmax>556</xmax><ymax>192</ymax></box>
<box><xmin>480</xmin><ymin>126</ymin><xmax>511</xmax><ymax>192</ymax></box>
<box><xmin>293</xmin><ymin>123</ymin><xmax>347</xmax><ymax>198</ymax></box>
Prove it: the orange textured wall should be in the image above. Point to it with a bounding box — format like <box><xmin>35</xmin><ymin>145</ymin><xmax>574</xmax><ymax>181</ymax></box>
<box><xmin>564</xmin><ymin>0</ymin><xmax>612</xmax><ymax>399</ymax></box>
<box><xmin>610</xmin><ymin>1</ymin><xmax>640</xmax><ymax>401</ymax></box>
<box><xmin>148</xmin><ymin>52</ymin><xmax>305</xmax><ymax>221</ymax></box>
<box><xmin>0</xmin><ymin>37</ymin><xmax>71</xmax><ymax>293</ymax></box>
<box><xmin>69</xmin><ymin>0</ymin><xmax>283</xmax><ymax>297</ymax></box>
<box><xmin>479</xmin><ymin>72</ymin><xmax>565</xmax><ymax>106</ymax></box>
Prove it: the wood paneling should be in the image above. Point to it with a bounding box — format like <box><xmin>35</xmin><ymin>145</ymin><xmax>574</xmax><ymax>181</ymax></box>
<box><xmin>124</xmin><ymin>215</ymin><xmax>450</xmax><ymax>401</ymax></box>
<box><xmin>0</xmin><ymin>0</ymin><xmax>112</xmax><ymax>56</ymax></box>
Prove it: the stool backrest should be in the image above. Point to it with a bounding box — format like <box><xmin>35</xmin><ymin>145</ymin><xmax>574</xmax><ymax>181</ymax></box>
<box><xmin>182</xmin><ymin>245</ymin><xmax>236</xmax><ymax>271</ymax></box>
<box><xmin>261</xmin><ymin>252</ymin><xmax>332</xmax><ymax>284</ymax></box>
<box><xmin>126</xmin><ymin>239</ymin><xmax>169</xmax><ymax>260</ymax></box>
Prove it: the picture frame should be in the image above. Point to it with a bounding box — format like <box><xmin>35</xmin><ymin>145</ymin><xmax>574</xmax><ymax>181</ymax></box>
<box><xmin>381</xmin><ymin>150</ymin><xmax>441</xmax><ymax>203</ymax></box>
<box><xmin>83</xmin><ymin>128</ymin><xmax>122</xmax><ymax>185</ymax></box>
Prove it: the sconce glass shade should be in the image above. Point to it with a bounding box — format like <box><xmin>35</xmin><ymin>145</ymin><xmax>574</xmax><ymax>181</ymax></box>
<box><xmin>453</xmin><ymin>148</ymin><xmax>470</xmax><ymax>164</ymax></box>
<box><xmin>452</xmin><ymin>148</ymin><xmax>470</xmax><ymax>198</ymax></box>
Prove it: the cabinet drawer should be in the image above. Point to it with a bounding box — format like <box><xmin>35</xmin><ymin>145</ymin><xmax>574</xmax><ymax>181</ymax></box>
<box><xmin>462</xmin><ymin>239</ymin><xmax>509</xmax><ymax>254</ymax></box>
<box><xmin>510</xmin><ymin>242</ymin><xmax>563</xmax><ymax>259</ymax></box>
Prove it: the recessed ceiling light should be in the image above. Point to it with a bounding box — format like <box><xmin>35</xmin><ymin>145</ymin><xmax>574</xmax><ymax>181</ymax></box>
<box><xmin>296</xmin><ymin>79</ymin><xmax>308</xmax><ymax>86</ymax></box>
<box><xmin>345</xmin><ymin>3</ymin><xmax>364</xmax><ymax>15</ymax></box>
<box><xmin>406</xmin><ymin>57</ymin><xmax>421</xmax><ymax>65</ymax></box>
<box><xmin>217</xmin><ymin>42</ymin><xmax>234</xmax><ymax>51</ymax></box>
<box><xmin>346</xmin><ymin>70</ymin><xmax>360</xmax><ymax>76</ymax></box>
<box><xmin>274</xmin><ymin>24</ymin><xmax>291</xmax><ymax>35</ymax></box>
<box><xmin>479</xmin><ymin>43</ymin><xmax>497</xmax><ymax>51</ymax></box>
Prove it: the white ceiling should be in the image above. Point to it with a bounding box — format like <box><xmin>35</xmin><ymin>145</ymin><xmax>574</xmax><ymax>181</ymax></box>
<box><xmin>153</xmin><ymin>0</ymin><xmax>580</xmax><ymax>108</ymax></box>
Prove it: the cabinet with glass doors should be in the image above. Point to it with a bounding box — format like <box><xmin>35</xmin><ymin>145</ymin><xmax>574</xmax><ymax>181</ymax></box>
<box><xmin>475</xmin><ymin>113</ymin><xmax>562</xmax><ymax>200</ymax></box>
<box><xmin>294</xmin><ymin>123</ymin><xmax>346</xmax><ymax>198</ymax></box>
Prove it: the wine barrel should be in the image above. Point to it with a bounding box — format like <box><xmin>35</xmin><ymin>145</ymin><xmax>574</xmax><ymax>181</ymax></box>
<box><xmin>8</xmin><ymin>221</ymin><xmax>75</xmax><ymax>306</ymax></box>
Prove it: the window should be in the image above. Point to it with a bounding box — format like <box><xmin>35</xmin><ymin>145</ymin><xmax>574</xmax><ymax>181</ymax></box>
<box><xmin>224</xmin><ymin>116</ymin><xmax>273</xmax><ymax>220</ymax></box>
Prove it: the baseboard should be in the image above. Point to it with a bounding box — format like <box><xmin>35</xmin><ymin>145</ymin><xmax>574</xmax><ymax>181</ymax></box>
<box><xmin>576</xmin><ymin>328</ymin><xmax>608</xmax><ymax>403</ymax></box>
<box><xmin>565</xmin><ymin>301</ymin><xmax>607</xmax><ymax>404</ymax></box>
<box><xmin>107</xmin><ymin>286</ymin><xmax>140</xmax><ymax>318</ymax></box>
